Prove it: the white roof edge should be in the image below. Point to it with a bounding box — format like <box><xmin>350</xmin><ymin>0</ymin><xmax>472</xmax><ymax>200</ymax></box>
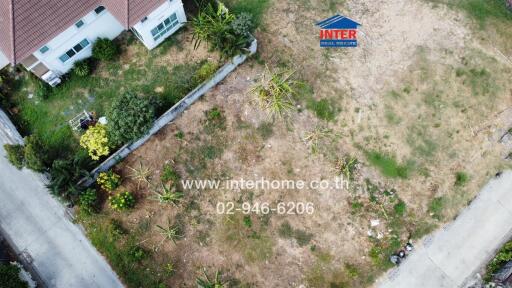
<box><xmin>0</xmin><ymin>50</ymin><xmax>9</xmax><ymax>69</ymax></box>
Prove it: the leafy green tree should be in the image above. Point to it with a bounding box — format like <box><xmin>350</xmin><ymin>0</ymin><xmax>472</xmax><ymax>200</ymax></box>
<box><xmin>0</xmin><ymin>264</ymin><xmax>29</xmax><ymax>288</ymax></box>
<box><xmin>23</xmin><ymin>135</ymin><xmax>48</xmax><ymax>172</ymax></box>
<box><xmin>107</xmin><ymin>92</ymin><xmax>155</xmax><ymax>146</ymax></box>
<box><xmin>3</xmin><ymin>144</ymin><xmax>25</xmax><ymax>169</ymax></box>
<box><xmin>47</xmin><ymin>150</ymin><xmax>93</xmax><ymax>199</ymax></box>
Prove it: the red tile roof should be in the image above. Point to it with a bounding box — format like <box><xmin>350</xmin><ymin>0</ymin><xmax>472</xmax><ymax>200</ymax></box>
<box><xmin>0</xmin><ymin>0</ymin><xmax>166</xmax><ymax>64</ymax></box>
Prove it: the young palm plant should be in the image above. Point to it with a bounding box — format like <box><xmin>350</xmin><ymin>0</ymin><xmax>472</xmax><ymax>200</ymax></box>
<box><xmin>156</xmin><ymin>220</ymin><xmax>182</xmax><ymax>245</ymax></box>
<box><xmin>151</xmin><ymin>182</ymin><xmax>183</xmax><ymax>206</ymax></box>
<box><xmin>251</xmin><ymin>65</ymin><xmax>297</xmax><ymax>118</ymax></box>
<box><xmin>196</xmin><ymin>268</ymin><xmax>226</xmax><ymax>288</ymax></box>
<box><xmin>127</xmin><ymin>161</ymin><xmax>152</xmax><ymax>189</ymax></box>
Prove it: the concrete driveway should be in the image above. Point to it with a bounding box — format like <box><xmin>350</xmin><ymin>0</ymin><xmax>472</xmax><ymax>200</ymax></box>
<box><xmin>377</xmin><ymin>171</ymin><xmax>512</xmax><ymax>288</ymax></box>
<box><xmin>0</xmin><ymin>110</ymin><xmax>123</xmax><ymax>288</ymax></box>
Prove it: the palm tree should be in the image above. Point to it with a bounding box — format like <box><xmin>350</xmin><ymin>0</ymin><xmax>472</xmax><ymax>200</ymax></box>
<box><xmin>251</xmin><ymin>65</ymin><xmax>297</xmax><ymax>118</ymax></box>
<box><xmin>151</xmin><ymin>182</ymin><xmax>183</xmax><ymax>206</ymax></box>
<box><xmin>127</xmin><ymin>161</ymin><xmax>152</xmax><ymax>189</ymax></box>
<box><xmin>156</xmin><ymin>220</ymin><xmax>182</xmax><ymax>245</ymax></box>
<box><xmin>196</xmin><ymin>268</ymin><xmax>226</xmax><ymax>288</ymax></box>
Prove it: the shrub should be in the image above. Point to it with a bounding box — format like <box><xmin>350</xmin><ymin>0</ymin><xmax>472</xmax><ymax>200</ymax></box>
<box><xmin>109</xmin><ymin>191</ymin><xmax>135</xmax><ymax>211</ymax></box>
<box><xmin>47</xmin><ymin>150</ymin><xmax>93</xmax><ymax>199</ymax></box>
<box><xmin>97</xmin><ymin>170</ymin><xmax>121</xmax><ymax>192</ymax></box>
<box><xmin>127</xmin><ymin>245</ymin><xmax>147</xmax><ymax>262</ymax></box>
<box><xmin>79</xmin><ymin>188</ymin><xmax>98</xmax><ymax>214</ymax></box>
<box><xmin>485</xmin><ymin>240</ymin><xmax>512</xmax><ymax>282</ymax></box>
<box><xmin>33</xmin><ymin>78</ymin><xmax>51</xmax><ymax>100</ymax></box>
<box><xmin>251</xmin><ymin>65</ymin><xmax>297</xmax><ymax>118</ymax></box>
<box><xmin>455</xmin><ymin>171</ymin><xmax>469</xmax><ymax>187</ymax></box>
<box><xmin>192</xmin><ymin>3</ymin><xmax>252</xmax><ymax>58</ymax></box>
<box><xmin>0</xmin><ymin>264</ymin><xmax>29</xmax><ymax>288</ymax></box>
<box><xmin>107</xmin><ymin>92</ymin><xmax>155</xmax><ymax>146</ymax></box>
<box><xmin>4</xmin><ymin>144</ymin><xmax>25</xmax><ymax>169</ymax></box>
<box><xmin>73</xmin><ymin>59</ymin><xmax>91</xmax><ymax>77</ymax></box>
<box><xmin>92</xmin><ymin>38</ymin><xmax>119</xmax><ymax>61</ymax></box>
<box><xmin>23</xmin><ymin>135</ymin><xmax>47</xmax><ymax>172</ymax></box>
<box><xmin>160</xmin><ymin>164</ymin><xmax>180</xmax><ymax>184</ymax></box>
<box><xmin>193</xmin><ymin>61</ymin><xmax>219</xmax><ymax>84</ymax></box>
<box><xmin>202</xmin><ymin>107</ymin><xmax>226</xmax><ymax>134</ymax></box>
<box><xmin>80</xmin><ymin>124</ymin><xmax>110</xmax><ymax>160</ymax></box>
<box><xmin>393</xmin><ymin>200</ymin><xmax>407</xmax><ymax>216</ymax></box>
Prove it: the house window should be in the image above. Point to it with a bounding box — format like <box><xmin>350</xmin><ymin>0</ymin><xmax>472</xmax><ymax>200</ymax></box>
<box><xmin>150</xmin><ymin>13</ymin><xmax>179</xmax><ymax>41</ymax></box>
<box><xmin>75</xmin><ymin>19</ymin><xmax>85</xmax><ymax>28</ymax></box>
<box><xmin>94</xmin><ymin>6</ymin><xmax>106</xmax><ymax>14</ymax></box>
<box><xmin>39</xmin><ymin>46</ymin><xmax>49</xmax><ymax>54</ymax></box>
<box><xmin>59</xmin><ymin>39</ymin><xmax>90</xmax><ymax>63</ymax></box>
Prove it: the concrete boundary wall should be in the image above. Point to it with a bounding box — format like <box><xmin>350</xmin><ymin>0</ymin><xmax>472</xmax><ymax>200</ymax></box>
<box><xmin>81</xmin><ymin>38</ymin><xmax>258</xmax><ymax>186</ymax></box>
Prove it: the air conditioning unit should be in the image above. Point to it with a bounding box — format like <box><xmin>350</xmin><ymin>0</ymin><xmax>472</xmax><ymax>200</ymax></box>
<box><xmin>41</xmin><ymin>70</ymin><xmax>62</xmax><ymax>87</ymax></box>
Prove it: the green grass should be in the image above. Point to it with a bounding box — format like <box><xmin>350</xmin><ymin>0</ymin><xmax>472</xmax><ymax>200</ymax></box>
<box><xmin>365</xmin><ymin>151</ymin><xmax>411</xmax><ymax>179</ymax></box>
<box><xmin>429</xmin><ymin>196</ymin><xmax>446</xmax><ymax>220</ymax></box>
<box><xmin>81</xmin><ymin>216</ymin><xmax>165</xmax><ymax>287</ymax></box>
<box><xmin>306</xmin><ymin>98</ymin><xmax>339</xmax><ymax>121</ymax></box>
<box><xmin>8</xmin><ymin>35</ymin><xmax>218</xmax><ymax>163</ymax></box>
<box><xmin>223</xmin><ymin>0</ymin><xmax>270</xmax><ymax>29</ymax></box>
<box><xmin>455</xmin><ymin>171</ymin><xmax>470</xmax><ymax>186</ymax></box>
<box><xmin>427</xmin><ymin>0</ymin><xmax>512</xmax><ymax>27</ymax></box>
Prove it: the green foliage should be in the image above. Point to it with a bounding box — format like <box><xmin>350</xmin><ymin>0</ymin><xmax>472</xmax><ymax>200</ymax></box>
<box><xmin>92</xmin><ymin>38</ymin><xmax>119</xmax><ymax>61</ymax></box>
<box><xmin>455</xmin><ymin>171</ymin><xmax>469</xmax><ymax>187</ymax></box>
<box><xmin>107</xmin><ymin>92</ymin><xmax>155</xmax><ymax>146</ymax></box>
<box><xmin>4</xmin><ymin>144</ymin><xmax>25</xmax><ymax>169</ymax></box>
<box><xmin>192</xmin><ymin>3</ymin><xmax>252</xmax><ymax>58</ymax></box>
<box><xmin>251</xmin><ymin>66</ymin><xmax>297</xmax><ymax>118</ymax></box>
<box><xmin>334</xmin><ymin>156</ymin><xmax>358</xmax><ymax>180</ymax></box>
<box><xmin>196</xmin><ymin>269</ymin><xmax>226</xmax><ymax>288</ymax></box>
<box><xmin>79</xmin><ymin>188</ymin><xmax>98</xmax><ymax>214</ymax></box>
<box><xmin>31</xmin><ymin>76</ymin><xmax>51</xmax><ymax>100</ymax></box>
<box><xmin>127</xmin><ymin>245</ymin><xmax>148</xmax><ymax>263</ymax></box>
<box><xmin>97</xmin><ymin>170</ymin><xmax>122</xmax><ymax>192</ymax></box>
<box><xmin>243</xmin><ymin>215</ymin><xmax>252</xmax><ymax>228</ymax></box>
<box><xmin>156</xmin><ymin>220</ymin><xmax>182</xmax><ymax>244</ymax></box>
<box><xmin>109</xmin><ymin>191</ymin><xmax>136</xmax><ymax>211</ymax></box>
<box><xmin>193</xmin><ymin>61</ymin><xmax>219</xmax><ymax>84</ymax></box>
<box><xmin>485</xmin><ymin>240</ymin><xmax>512</xmax><ymax>282</ymax></box>
<box><xmin>256</xmin><ymin>122</ymin><xmax>274</xmax><ymax>140</ymax></box>
<box><xmin>0</xmin><ymin>264</ymin><xmax>29</xmax><ymax>288</ymax></box>
<box><xmin>73</xmin><ymin>59</ymin><xmax>92</xmax><ymax>77</ymax></box>
<box><xmin>47</xmin><ymin>150</ymin><xmax>93</xmax><ymax>199</ymax></box>
<box><xmin>393</xmin><ymin>200</ymin><xmax>407</xmax><ymax>217</ymax></box>
<box><xmin>365</xmin><ymin>151</ymin><xmax>410</xmax><ymax>179</ymax></box>
<box><xmin>160</xmin><ymin>164</ymin><xmax>180</xmax><ymax>184</ymax></box>
<box><xmin>151</xmin><ymin>182</ymin><xmax>183</xmax><ymax>205</ymax></box>
<box><xmin>429</xmin><ymin>196</ymin><xmax>446</xmax><ymax>220</ymax></box>
<box><xmin>80</xmin><ymin>124</ymin><xmax>110</xmax><ymax>160</ymax></box>
<box><xmin>278</xmin><ymin>221</ymin><xmax>314</xmax><ymax>247</ymax></box>
<box><xmin>23</xmin><ymin>135</ymin><xmax>48</xmax><ymax>172</ymax></box>
<box><xmin>306</xmin><ymin>98</ymin><xmax>339</xmax><ymax>121</ymax></box>
<box><xmin>223</xmin><ymin>0</ymin><xmax>270</xmax><ymax>29</ymax></box>
<box><xmin>202</xmin><ymin>107</ymin><xmax>227</xmax><ymax>134</ymax></box>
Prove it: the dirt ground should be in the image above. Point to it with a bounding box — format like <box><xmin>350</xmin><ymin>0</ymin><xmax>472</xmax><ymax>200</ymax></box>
<box><xmin>99</xmin><ymin>0</ymin><xmax>512</xmax><ymax>287</ymax></box>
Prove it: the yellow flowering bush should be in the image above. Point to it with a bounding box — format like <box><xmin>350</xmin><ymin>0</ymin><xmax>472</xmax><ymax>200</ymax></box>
<box><xmin>97</xmin><ymin>170</ymin><xmax>121</xmax><ymax>192</ymax></box>
<box><xmin>109</xmin><ymin>191</ymin><xmax>135</xmax><ymax>211</ymax></box>
<box><xmin>80</xmin><ymin>124</ymin><xmax>110</xmax><ymax>160</ymax></box>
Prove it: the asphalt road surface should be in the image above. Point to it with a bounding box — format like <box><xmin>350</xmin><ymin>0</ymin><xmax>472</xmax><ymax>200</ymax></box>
<box><xmin>377</xmin><ymin>171</ymin><xmax>512</xmax><ymax>288</ymax></box>
<box><xmin>0</xmin><ymin>110</ymin><xmax>123</xmax><ymax>288</ymax></box>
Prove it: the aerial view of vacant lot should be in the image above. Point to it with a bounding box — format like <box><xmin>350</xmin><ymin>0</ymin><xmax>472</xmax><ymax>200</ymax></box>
<box><xmin>1</xmin><ymin>0</ymin><xmax>512</xmax><ymax>287</ymax></box>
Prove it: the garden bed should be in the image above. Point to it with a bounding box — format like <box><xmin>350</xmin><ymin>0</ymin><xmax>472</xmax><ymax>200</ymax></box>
<box><xmin>2</xmin><ymin>28</ymin><xmax>221</xmax><ymax>165</ymax></box>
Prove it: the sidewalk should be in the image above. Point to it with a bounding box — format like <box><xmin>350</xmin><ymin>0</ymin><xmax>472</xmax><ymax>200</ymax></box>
<box><xmin>377</xmin><ymin>171</ymin><xmax>512</xmax><ymax>288</ymax></box>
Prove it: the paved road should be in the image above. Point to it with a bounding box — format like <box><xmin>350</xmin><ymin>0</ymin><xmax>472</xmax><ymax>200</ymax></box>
<box><xmin>377</xmin><ymin>171</ymin><xmax>512</xmax><ymax>288</ymax></box>
<box><xmin>0</xmin><ymin>110</ymin><xmax>123</xmax><ymax>288</ymax></box>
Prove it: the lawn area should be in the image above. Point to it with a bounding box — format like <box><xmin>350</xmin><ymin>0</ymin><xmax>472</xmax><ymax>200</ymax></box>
<box><xmin>6</xmin><ymin>29</ymin><xmax>220</xmax><ymax>162</ymax></box>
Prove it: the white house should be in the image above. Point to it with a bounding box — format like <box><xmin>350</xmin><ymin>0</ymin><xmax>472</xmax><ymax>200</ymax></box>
<box><xmin>0</xmin><ymin>0</ymin><xmax>187</xmax><ymax>86</ymax></box>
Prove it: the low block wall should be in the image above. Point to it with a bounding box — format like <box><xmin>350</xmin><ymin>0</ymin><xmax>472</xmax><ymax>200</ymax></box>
<box><xmin>81</xmin><ymin>38</ymin><xmax>258</xmax><ymax>186</ymax></box>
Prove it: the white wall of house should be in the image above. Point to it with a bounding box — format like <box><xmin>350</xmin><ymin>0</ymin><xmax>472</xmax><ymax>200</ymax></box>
<box><xmin>131</xmin><ymin>0</ymin><xmax>186</xmax><ymax>50</ymax></box>
<box><xmin>32</xmin><ymin>9</ymin><xmax>124</xmax><ymax>75</ymax></box>
<box><xmin>0</xmin><ymin>50</ymin><xmax>8</xmax><ymax>69</ymax></box>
